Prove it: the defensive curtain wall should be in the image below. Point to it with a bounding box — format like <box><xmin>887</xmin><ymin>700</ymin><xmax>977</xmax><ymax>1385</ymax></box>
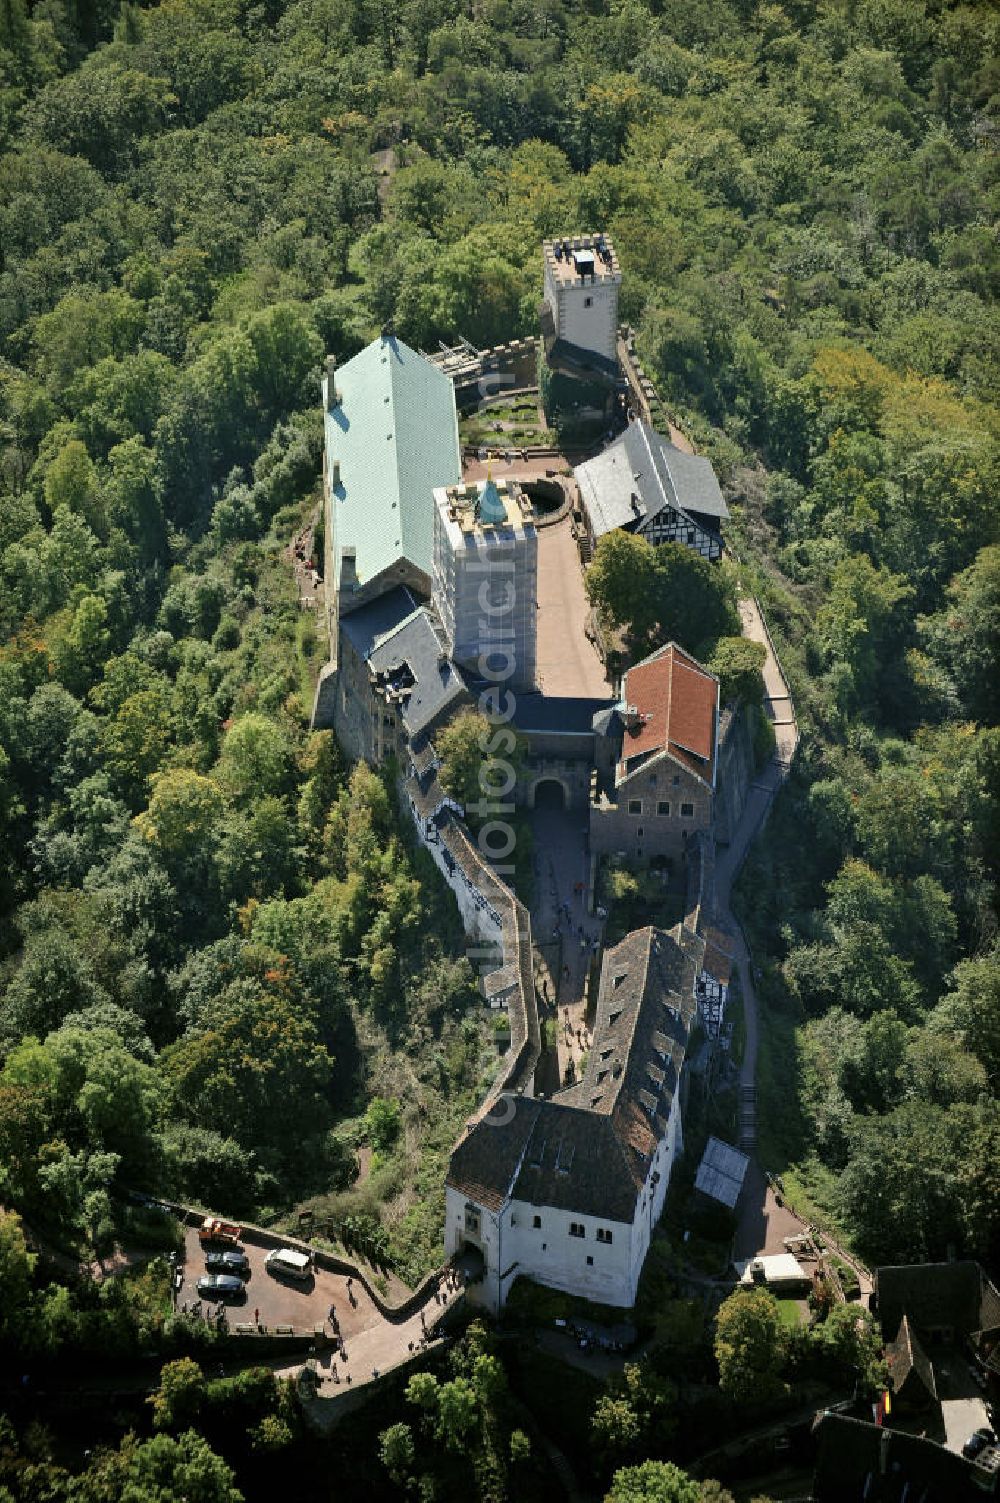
<box><xmin>405</xmin><ymin>738</ymin><xmax>541</xmax><ymax>1108</ymax></box>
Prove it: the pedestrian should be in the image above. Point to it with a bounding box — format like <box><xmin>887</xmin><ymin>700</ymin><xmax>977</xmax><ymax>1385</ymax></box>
<box><xmin>329</xmin><ymin>1303</ymin><xmax>336</xmax><ymax>1322</ymax></box>
<box><xmin>254</xmin><ymin>1307</ymin><xmax>259</xmax><ymax>1326</ymax></box>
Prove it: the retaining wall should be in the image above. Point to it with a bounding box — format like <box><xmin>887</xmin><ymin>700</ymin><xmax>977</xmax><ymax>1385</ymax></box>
<box><xmin>170</xmin><ymin>1201</ymin><xmax>444</xmax><ymax>1325</ymax></box>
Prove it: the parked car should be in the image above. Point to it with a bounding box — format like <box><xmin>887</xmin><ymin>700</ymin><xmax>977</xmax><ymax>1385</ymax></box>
<box><xmin>205</xmin><ymin>1250</ymin><xmax>249</xmax><ymax>1276</ymax></box>
<box><xmin>962</xmin><ymin>1428</ymin><xmax>995</xmax><ymax>1460</ymax></box>
<box><xmin>196</xmin><ymin>1274</ymin><xmax>246</xmax><ymax>1301</ymax></box>
<box><xmin>265</xmin><ymin>1247</ymin><xmax>313</xmax><ymax>1283</ymax></box>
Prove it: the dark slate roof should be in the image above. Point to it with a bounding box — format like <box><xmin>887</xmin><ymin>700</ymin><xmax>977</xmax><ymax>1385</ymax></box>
<box><xmin>876</xmin><ymin>1261</ymin><xmax>997</xmax><ymax>1343</ymax></box>
<box><xmin>510</xmin><ymin>1103</ymin><xmax>645</xmax><ymax>1221</ymax></box>
<box><xmin>574</xmin><ymin>420</ymin><xmax>728</xmax><ymax>539</ymax></box>
<box><xmin>560</xmin><ymin>925</ymin><xmax>701</xmax><ymax>1165</ymax></box>
<box><xmin>592</xmin><ymin>704</ymin><xmax>623</xmax><ymax>737</ymax></box>
<box><xmin>813</xmin><ymin>1413</ymin><xmax>984</xmax><ymax>1503</ymax></box>
<box><xmin>447</xmin><ymin>925</ymin><xmax>702</xmax><ymax>1226</ymax></box>
<box><xmin>448</xmin><ymin>1096</ymin><xmax>543</xmax><ymax>1214</ymax></box>
<box><xmin>367</xmin><ymin>606</ymin><xmax>468</xmax><ymax>737</ymax></box>
<box><xmin>694</xmin><ymin>1136</ymin><xmax>749</xmax><ymax>1208</ymax></box>
<box><xmin>510</xmin><ymin>692</ymin><xmax>615</xmax><ymax>735</ymax></box>
<box><xmin>339</xmin><ymin>585</ymin><xmax>420</xmax><ymax>661</ymax></box>
<box><xmin>886</xmin><ymin>1314</ymin><xmax>937</xmax><ymax>1402</ymax></box>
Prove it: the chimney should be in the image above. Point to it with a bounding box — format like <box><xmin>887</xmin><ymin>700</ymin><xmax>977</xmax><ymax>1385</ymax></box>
<box><xmin>331</xmin><ymin>460</ymin><xmax>341</xmax><ymax>488</ymax></box>
<box><xmin>339</xmin><ymin>547</ymin><xmax>357</xmax><ymax>591</ymax></box>
<box><xmin>325</xmin><ymin>354</ymin><xmax>340</xmax><ymax>409</ymax></box>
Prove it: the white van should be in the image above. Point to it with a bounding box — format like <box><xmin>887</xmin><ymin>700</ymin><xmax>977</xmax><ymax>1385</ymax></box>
<box><xmin>265</xmin><ymin>1247</ymin><xmax>313</xmax><ymax>1282</ymax></box>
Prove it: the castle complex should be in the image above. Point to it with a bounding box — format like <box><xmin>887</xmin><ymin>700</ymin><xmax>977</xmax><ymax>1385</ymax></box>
<box><xmin>312</xmin><ymin>236</ymin><xmax>755</xmax><ymax>1313</ymax></box>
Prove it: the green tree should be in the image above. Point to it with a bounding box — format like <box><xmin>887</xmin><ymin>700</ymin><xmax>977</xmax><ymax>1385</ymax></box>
<box><xmin>708</xmin><ymin>636</ymin><xmax>767</xmax><ymax>707</ymax></box>
<box><xmin>586</xmin><ymin>530</ymin><xmax>664</xmax><ymax>644</ymax></box>
<box><xmin>43</xmin><ymin>438</ymin><xmax>105</xmax><ymax>535</ymax></box>
<box><xmin>713</xmin><ymin>1288</ymin><xmax>786</xmax><ymax>1404</ymax></box>
<box><xmin>151</xmin><ymin>1358</ymin><xmax>206</xmax><ymax>1432</ymax></box>
<box><xmin>134</xmin><ymin>768</ymin><xmax>226</xmax><ymax>868</ymax></box>
<box><xmin>604</xmin><ymin>1459</ymin><xmax>702</xmax><ymax>1503</ymax></box>
<box><xmin>162</xmin><ymin>984</ymin><xmax>331</xmax><ymax>1160</ymax></box>
<box><xmin>215</xmin><ymin>714</ymin><xmax>294</xmax><ymax>804</ymax></box>
<box><xmin>587</xmin><ymin>536</ymin><xmax>738</xmax><ymax>654</ymax></box>
<box><xmin>816</xmin><ymin>553</ymin><xmax>914</xmax><ymax>710</ymax></box>
<box><xmin>379</xmin><ymin>1422</ymin><xmax>416</xmax><ymax>1485</ymax></box>
<box><xmin>75</xmin><ymin>1429</ymin><xmax>243</xmax><ymax>1503</ymax></box>
<box><xmin>920</xmin><ymin>545</ymin><xmax>1000</xmax><ymax>724</ymax></box>
<box><xmin>0</xmin><ymin>1209</ymin><xmax>36</xmax><ymax>1346</ymax></box>
<box><xmin>364</xmin><ymin>1096</ymin><xmax>401</xmax><ymax>1153</ymax></box>
<box><xmin>435</xmin><ymin>709</ymin><xmax>527</xmax><ymax>816</ymax></box>
<box><xmin>934</xmin><ymin>950</ymin><xmax>1000</xmax><ymax>1087</ymax></box>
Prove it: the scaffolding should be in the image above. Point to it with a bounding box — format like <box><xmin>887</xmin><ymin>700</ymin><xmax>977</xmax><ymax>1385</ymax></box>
<box><xmin>422</xmin><ymin>336</ymin><xmax>485</xmax><ymax>383</ymax></box>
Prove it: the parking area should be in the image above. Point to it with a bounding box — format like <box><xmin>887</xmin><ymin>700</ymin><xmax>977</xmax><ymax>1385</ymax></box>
<box><xmin>176</xmin><ymin>1225</ymin><xmax>384</xmax><ymax>1341</ymax></box>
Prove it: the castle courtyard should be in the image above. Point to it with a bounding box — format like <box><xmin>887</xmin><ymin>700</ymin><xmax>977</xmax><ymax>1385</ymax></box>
<box><xmin>534</xmin><ymin>513</ymin><xmax>611</xmax><ymax>701</ymax></box>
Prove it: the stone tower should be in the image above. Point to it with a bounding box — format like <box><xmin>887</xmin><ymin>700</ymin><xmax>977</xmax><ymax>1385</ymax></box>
<box><xmin>431</xmin><ymin>476</ymin><xmax>537</xmax><ymax>692</ymax></box>
<box><xmin>541</xmin><ymin>233</ymin><xmax>621</xmax><ymax>370</ymax></box>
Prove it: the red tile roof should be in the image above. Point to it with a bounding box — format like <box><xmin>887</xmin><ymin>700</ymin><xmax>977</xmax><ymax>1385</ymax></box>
<box><xmin>621</xmin><ymin>644</ymin><xmax>717</xmax><ymax>781</ymax></box>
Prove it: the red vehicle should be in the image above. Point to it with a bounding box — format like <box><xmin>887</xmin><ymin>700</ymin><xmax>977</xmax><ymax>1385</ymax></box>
<box><xmin>198</xmin><ymin>1217</ymin><xmax>242</xmax><ymax>1247</ymax></box>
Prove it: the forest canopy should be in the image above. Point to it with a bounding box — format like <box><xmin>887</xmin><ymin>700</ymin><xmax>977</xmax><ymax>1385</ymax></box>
<box><xmin>0</xmin><ymin>0</ymin><xmax>996</xmax><ymax>1450</ymax></box>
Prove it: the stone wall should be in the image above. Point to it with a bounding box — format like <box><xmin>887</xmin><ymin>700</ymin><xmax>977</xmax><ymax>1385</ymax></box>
<box><xmin>714</xmin><ymin>703</ymin><xmax>755</xmax><ymax>846</ymax></box>
<box><xmin>404</xmin><ymin>750</ymin><xmax>540</xmax><ymax>1106</ymax></box>
<box><xmin>590</xmin><ymin>759</ymin><xmax>713</xmax><ymax>866</ymax></box>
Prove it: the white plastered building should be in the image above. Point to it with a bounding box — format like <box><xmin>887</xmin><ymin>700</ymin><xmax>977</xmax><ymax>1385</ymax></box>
<box><xmin>446</xmin><ymin>924</ymin><xmax>702</xmax><ymax>1313</ymax></box>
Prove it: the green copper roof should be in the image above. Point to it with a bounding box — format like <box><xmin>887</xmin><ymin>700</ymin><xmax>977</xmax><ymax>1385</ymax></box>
<box><xmin>325</xmin><ymin>334</ymin><xmax>461</xmax><ymax>591</ymax></box>
<box><xmin>476</xmin><ymin>477</ymin><xmax>506</xmax><ymax>525</ymax></box>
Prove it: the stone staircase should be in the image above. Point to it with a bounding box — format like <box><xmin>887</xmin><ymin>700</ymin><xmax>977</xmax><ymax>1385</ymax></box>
<box><xmin>738</xmin><ymin>1084</ymin><xmax>757</xmax><ymax>1151</ymax></box>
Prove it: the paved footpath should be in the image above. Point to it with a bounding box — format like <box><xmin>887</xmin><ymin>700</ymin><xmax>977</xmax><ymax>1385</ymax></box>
<box><xmin>713</xmin><ymin>596</ymin><xmax>799</xmax><ymax>1095</ymax></box>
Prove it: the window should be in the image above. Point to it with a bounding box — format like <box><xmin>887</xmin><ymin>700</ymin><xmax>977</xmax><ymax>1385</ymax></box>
<box><xmin>657</xmin><ymin>801</ymin><xmax>670</xmax><ymax>816</ymax></box>
<box><xmin>464</xmin><ymin>1206</ymin><xmax>481</xmax><ymax>1237</ymax></box>
<box><xmin>532</xmin><ymin>1215</ymin><xmax>542</xmax><ymax>1229</ymax></box>
<box><xmin>637</xmin><ymin>826</ymin><xmax>644</xmax><ymax>839</ymax></box>
<box><xmin>681</xmin><ymin>802</ymin><xmax>694</xmax><ymax>818</ymax></box>
<box><xmin>569</xmin><ymin>1222</ymin><xmax>585</xmax><ymax>1239</ymax></box>
<box><xmin>596</xmin><ymin>1228</ymin><xmax>613</xmax><ymax>1244</ymax></box>
<box><xmin>672</xmin><ymin>775</ymin><xmax>680</xmax><ymax>786</ymax></box>
<box><xmin>586</xmin><ymin>1256</ymin><xmax>594</xmax><ymax>1266</ymax></box>
<box><xmin>628</xmin><ymin>799</ymin><xmax>642</xmax><ymax>815</ymax></box>
<box><xmin>584</xmin><ymin>295</ymin><xmax>593</xmax><ymax>307</ymax></box>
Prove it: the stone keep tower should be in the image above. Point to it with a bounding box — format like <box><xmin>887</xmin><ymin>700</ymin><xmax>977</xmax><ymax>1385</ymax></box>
<box><xmin>541</xmin><ymin>233</ymin><xmax>621</xmax><ymax>368</ymax></box>
<box><xmin>432</xmin><ymin>477</ymin><xmax>537</xmax><ymax>692</ymax></box>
